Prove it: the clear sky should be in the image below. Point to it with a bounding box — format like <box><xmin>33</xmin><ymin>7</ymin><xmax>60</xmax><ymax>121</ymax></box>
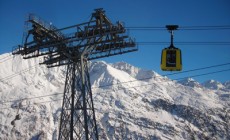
<box><xmin>0</xmin><ymin>0</ymin><xmax>230</xmax><ymax>83</ymax></box>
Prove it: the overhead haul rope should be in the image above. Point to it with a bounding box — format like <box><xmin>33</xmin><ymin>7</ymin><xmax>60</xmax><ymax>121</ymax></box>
<box><xmin>137</xmin><ymin>42</ymin><xmax>230</xmax><ymax>45</ymax></box>
<box><xmin>0</xmin><ymin>64</ymin><xmax>40</xmax><ymax>82</ymax></box>
<box><xmin>126</xmin><ymin>25</ymin><xmax>230</xmax><ymax>30</ymax></box>
<box><xmin>1</xmin><ymin>68</ymin><xmax>230</xmax><ymax>110</ymax></box>
<box><xmin>1</xmin><ymin>61</ymin><xmax>230</xmax><ymax>87</ymax></box>
<box><xmin>92</xmin><ymin>62</ymin><xmax>230</xmax><ymax>89</ymax></box>
<box><xmin>1</xmin><ymin>67</ymin><xmax>230</xmax><ymax>109</ymax></box>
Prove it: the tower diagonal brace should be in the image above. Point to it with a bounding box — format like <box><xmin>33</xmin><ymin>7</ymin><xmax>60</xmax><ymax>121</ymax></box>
<box><xmin>58</xmin><ymin>58</ymin><xmax>98</xmax><ymax>140</ymax></box>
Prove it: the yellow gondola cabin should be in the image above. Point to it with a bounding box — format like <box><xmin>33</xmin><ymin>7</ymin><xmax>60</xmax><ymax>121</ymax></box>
<box><xmin>161</xmin><ymin>47</ymin><xmax>182</xmax><ymax>71</ymax></box>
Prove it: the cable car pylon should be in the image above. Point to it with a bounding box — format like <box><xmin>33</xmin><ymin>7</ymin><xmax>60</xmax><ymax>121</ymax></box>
<box><xmin>12</xmin><ymin>8</ymin><xmax>137</xmax><ymax>140</ymax></box>
<box><xmin>161</xmin><ymin>25</ymin><xmax>182</xmax><ymax>71</ymax></box>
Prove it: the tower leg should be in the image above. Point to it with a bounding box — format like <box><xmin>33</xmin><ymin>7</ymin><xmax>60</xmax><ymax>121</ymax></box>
<box><xmin>58</xmin><ymin>59</ymin><xmax>98</xmax><ymax>140</ymax></box>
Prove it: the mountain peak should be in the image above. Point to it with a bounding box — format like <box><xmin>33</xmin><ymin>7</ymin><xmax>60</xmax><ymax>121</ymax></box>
<box><xmin>202</xmin><ymin>79</ymin><xmax>224</xmax><ymax>90</ymax></box>
<box><xmin>112</xmin><ymin>61</ymin><xmax>159</xmax><ymax>81</ymax></box>
<box><xmin>178</xmin><ymin>78</ymin><xmax>202</xmax><ymax>88</ymax></box>
<box><xmin>112</xmin><ymin>61</ymin><xmax>140</xmax><ymax>76</ymax></box>
<box><xmin>113</xmin><ymin>61</ymin><xmax>133</xmax><ymax>67</ymax></box>
<box><xmin>90</xmin><ymin>61</ymin><xmax>137</xmax><ymax>88</ymax></box>
<box><xmin>223</xmin><ymin>81</ymin><xmax>230</xmax><ymax>90</ymax></box>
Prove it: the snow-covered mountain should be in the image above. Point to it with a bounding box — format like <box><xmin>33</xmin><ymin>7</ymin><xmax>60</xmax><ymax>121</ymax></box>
<box><xmin>0</xmin><ymin>53</ymin><xmax>230</xmax><ymax>140</ymax></box>
<box><xmin>223</xmin><ymin>81</ymin><xmax>230</xmax><ymax>90</ymax></box>
<box><xmin>177</xmin><ymin>78</ymin><xmax>202</xmax><ymax>88</ymax></box>
<box><xmin>202</xmin><ymin>80</ymin><xmax>225</xmax><ymax>90</ymax></box>
<box><xmin>112</xmin><ymin>61</ymin><xmax>159</xmax><ymax>81</ymax></box>
<box><xmin>178</xmin><ymin>78</ymin><xmax>230</xmax><ymax>92</ymax></box>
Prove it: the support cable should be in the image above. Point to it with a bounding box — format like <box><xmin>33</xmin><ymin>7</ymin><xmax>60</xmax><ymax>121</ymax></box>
<box><xmin>1</xmin><ymin>39</ymin><xmax>229</xmax><ymax>63</ymax></box>
<box><xmin>0</xmin><ymin>64</ymin><xmax>39</xmax><ymax>82</ymax></box>
<box><xmin>126</xmin><ymin>25</ymin><xmax>230</xmax><ymax>30</ymax></box>
<box><xmin>0</xmin><ymin>61</ymin><xmax>229</xmax><ymax>87</ymax></box>
<box><xmin>0</xmin><ymin>69</ymin><xmax>230</xmax><ymax>109</ymax></box>
<box><xmin>92</xmin><ymin>62</ymin><xmax>230</xmax><ymax>89</ymax></box>
<box><xmin>1</xmin><ymin>67</ymin><xmax>230</xmax><ymax>108</ymax></box>
<box><xmin>137</xmin><ymin>42</ymin><xmax>230</xmax><ymax>46</ymax></box>
<box><xmin>0</xmin><ymin>55</ymin><xmax>13</xmax><ymax>62</ymax></box>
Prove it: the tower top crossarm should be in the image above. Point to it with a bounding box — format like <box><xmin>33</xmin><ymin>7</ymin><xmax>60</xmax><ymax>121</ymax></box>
<box><xmin>12</xmin><ymin>8</ymin><xmax>138</xmax><ymax>68</ymax></box>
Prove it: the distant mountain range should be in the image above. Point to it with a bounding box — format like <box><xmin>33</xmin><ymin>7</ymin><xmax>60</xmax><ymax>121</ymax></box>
<box><xmin>0</xmin><ymin>53</ymin><xmax>229</xmax><ymax>140</ymax></box>
<box><xmin>178</xmin><ymin>78</ymin><xmax>230</xmax><ymax>90</ymax></box>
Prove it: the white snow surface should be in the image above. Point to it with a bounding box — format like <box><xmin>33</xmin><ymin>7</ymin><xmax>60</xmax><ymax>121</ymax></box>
<box><xmin>0</xmin><ymin>53</ymin><xmax>230</xmax><ymax>140</ymax></box>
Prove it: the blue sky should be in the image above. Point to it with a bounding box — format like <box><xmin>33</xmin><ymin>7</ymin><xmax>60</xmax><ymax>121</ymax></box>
<box><xmin>0</xmin><ymin>0</ymin><xmax>230</xmax><ymax>83</ymax></box>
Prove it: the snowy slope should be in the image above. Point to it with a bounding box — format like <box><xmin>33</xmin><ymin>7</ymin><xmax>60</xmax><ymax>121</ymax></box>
<box><xmin>0</xmin><ymin>53</ymin><xmax>230</xmax><ymax>140</ymax></box>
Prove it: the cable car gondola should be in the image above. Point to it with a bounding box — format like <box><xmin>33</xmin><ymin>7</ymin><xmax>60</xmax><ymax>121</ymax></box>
<box><xmin>161</xmin><ymin>25</ymin><xmax>182</xmax><ymax>71</ymax></box>
<box><xmin>161</xmin><ymin>45</ymin><xmax>182</xmax><ymax>71</ymax></box>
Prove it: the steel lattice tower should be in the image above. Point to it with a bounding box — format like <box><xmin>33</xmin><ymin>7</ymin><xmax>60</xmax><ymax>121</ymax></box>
<box><xmin>13</xmin><ymin>8</ymin><xmax>137</xmax><ymax>140</ymax></box>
